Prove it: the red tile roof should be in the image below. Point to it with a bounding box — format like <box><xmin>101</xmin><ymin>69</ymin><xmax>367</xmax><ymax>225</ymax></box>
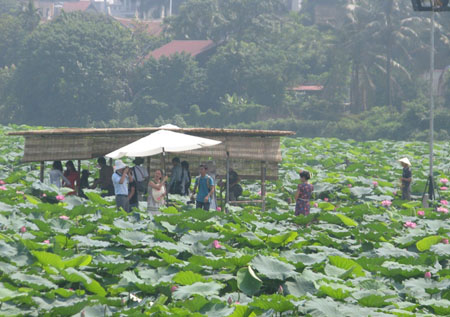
<box><xmin>62</xmin><ymin>1</ymin><xmax>92</xmax><ymax>12</ymax></box>
<box><xmin>146</xmin><ymin>40</ymin><xmax>215</xmax><ymax>60</ymax></box>
<box><xmin>289</xmin><ymin>85</ymin><xmax>324</xmax><ymax>91</ymax></box>
<box><xmin>113</xmin><ymin>17</ymin><xmax>163</xmax><ymax>37</ymax></box>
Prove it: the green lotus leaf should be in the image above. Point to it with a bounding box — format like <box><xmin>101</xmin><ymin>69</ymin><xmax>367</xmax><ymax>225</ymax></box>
<box><xmin>250</xmin><ymin>294</ymin><xmax>295</xmax><ymax>313</ymax></box>
<box><xmin>421</xmin><ymin>299</ymin><xmax>450</xmax><ymax>315</ymax></box>
<box><xmin>251</xmin><ymin>255</ymin><xmax>296</xmax><ymax>280</ymax></box>
<box><xmin>32</xmin><ymin>296</ymin><xmax>87</xmax><ymax>316</ymax></box>
<box><xmin>236</xmin><ymin>266</ymin><xmax>262</xmax><ymax>296</ymax></box>
<box><xmin>199</xmin><ymin>302</ymin><xmax>235</xmax><ymax>316</ymax></box>
<box><xmin>115</xmin><ymin>230</ymin><xmax>152</xmax><ymax>247</ymax></box>
<box><xmin>318</xmin><ymin>202</ymin><xmax>336</xmax><ymax>211</ymax></box>
<box><xmin>227</xmin><ymin>305</ymin><xmax>252</xmax><ymax>317</ymax></box>
<box><xmin>84</xmin><ymin>191</ymin><xmax>114</xmax><ymax>206</ymax></box>
<box><xmin>0</xmin><ymin>284</ymin><xmax>23</xmax><ymax>301</ymax></box>
<box><xmin>31</xmin><ymin>251</ymin><xmax>64</xmax><ymax>269</ymax></box>
<box><xmin>329</xmin><ymin>256</ymin><xmax>365</xmax><ymax>277</ymax></box>
<box><xmin>268</xmin><ymin>231</ymin><xmax>298</xmax><ymax>247</ymax></box>
<box><xmin>63</xmin><ymin>254</ymin><xmax>92</xmax><ymax>268</ymax></box>
<box><xmin>82</xmin><ymin>304</ymin><xmax>114</xmax><ymax>317</ymax></box>
<box><xmin>61</xmin><ymin>267</ymin><xmax>107</xmax><ymax>297</ymax></box>
<box><xmin>172</xmin><ymin>282</ymin><xmax>224</xmax><ymax>300</ymax></box>
<box><xmin>303</xmin><ymin>298</ymin><xmax>343</xmax><ymax>316</ymax></box>
<box><xmin>173</xmin><ymin>271</ymin><xmax>206</xmax><ymax>286</ymax></box>
<box><xmin>10</xmin><ymin>272</ymin><xmax>57</xmax><ymax>290</ymax></box>
<box><xmin>336</xmin><ymin>213</ymin><xmax>358</xmax><ymax>227</ymax></box>
<box><xmin>430</xmin><ymin>243</ymin><xmax>450</xmax><ymax>256</ymax></box>
<box><xmin>319</xmin><ymin>284</ymin><xmax>351</xmax><ymax>300</ymax></box>
<box><xmin>416</xmin><ymin>235</ymin><xmax>443</xmax><ymax>252</ymax></box>
<box><xmin>0</xmin><ymin>240</ymin><xmax>18</xmax><ymax>258</ymax></box>
<box><xmin>357</xmin><ymin>294</ymin><xmax>395</xmax><ymax>307</ymax></box>
<box><xmin>72</xmin><ymin>235</ymin><xmax>110</xmax><ymax>248</ymax></box>
<box><xmin>284</xmin><ymin>276</ymin><xmax>316</xmax><ymax>297</ymax></box>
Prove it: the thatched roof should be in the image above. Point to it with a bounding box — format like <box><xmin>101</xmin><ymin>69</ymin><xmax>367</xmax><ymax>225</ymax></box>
<box><xmin>8</xmin><ymin>127</ymin><xmax>295</xmax><ymax>168</ymax></box>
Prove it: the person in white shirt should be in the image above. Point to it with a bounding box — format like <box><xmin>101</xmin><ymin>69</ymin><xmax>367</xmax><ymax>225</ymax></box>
<box><xmin>112</xmin><ymin>160</ymin><xmax>132</xmax><ymax>212</ymax></box>
<box><xmin>49</xmin><ymin>161</ymin><xmax>70</xmax><ymax>188</ymax></box>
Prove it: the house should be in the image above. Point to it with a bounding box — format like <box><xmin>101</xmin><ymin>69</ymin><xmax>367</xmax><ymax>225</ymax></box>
<box><xmin>287</xmin><ymin>85</ymin><xmax>324</xmax><ymax>96</ymax></box>
<box><xmin>113</xmin><ymin>17</ymin><xmax>163</xmax><ymax>37</ymax></box>
<box><xmin>144</xmin><ymin>40</ymin><xmax>216</xmax><ymax>62</ymax></box>
<box><xmin>32</xmin><ymin>1</ymin><xmax>56</xmax><ymax>20</ymax></box>
<box><xmin>61</xmin><ymin>1</ymin><xmax>98</xmax><ymax>13</ymax></box>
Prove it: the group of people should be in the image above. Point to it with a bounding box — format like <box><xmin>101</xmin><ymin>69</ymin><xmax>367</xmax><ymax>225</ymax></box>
<box><xmin>293</xmin><ymin>157</ymin><xmax>413</xmax><ymax>217</ymax></box>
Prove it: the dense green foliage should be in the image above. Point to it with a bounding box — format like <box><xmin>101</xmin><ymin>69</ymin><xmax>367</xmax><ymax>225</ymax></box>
<box><xmin>1</xmin><ymin>125</ymin><xmax>450</xmax><ymax>315</ymax></box>
<box><xmin>0</xmin><ymin>0</ymin><xmax>449</xmax><ymax>139</ymax></box>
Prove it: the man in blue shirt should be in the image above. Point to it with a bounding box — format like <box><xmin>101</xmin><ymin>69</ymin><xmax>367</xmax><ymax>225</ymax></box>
<box><xmin>191</xmin><ymin>164</ymin><xmax>215</xmax><ymax>210</ymax></box>
<box><xmin>112</xmin><ymin>159</ymin><xmax>132</xmax><ymax>212</ymax></box>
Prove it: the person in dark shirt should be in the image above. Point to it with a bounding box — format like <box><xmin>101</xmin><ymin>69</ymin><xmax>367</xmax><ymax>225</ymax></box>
<box><xmin>398</xmin><ymin>157</ymin><xmax>412</xmax><ymax>201</ymax></box>
<box><xmin>128</xmin><ymin>179</ymin><xmax>138</xmax><ymax>212</ymax></box>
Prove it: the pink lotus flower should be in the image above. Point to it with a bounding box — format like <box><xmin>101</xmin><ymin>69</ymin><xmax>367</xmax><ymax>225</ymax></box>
<box><xmin>424</xmin><ymin>271</ymin><xmax>432</xmax><ymax>278</ymax></box>
<box><xmin>440</xmin><ymin>200</ymin><xmax>448</xmax><ymax>205</ymax></box>
<box><xmin>442</xmin><ymin>239</ymin><xmax>449</xmax><ymax>244</ymax></box>
<box><xmin>324</xmin><ymin>198</ymin><xmax>329</xmax><ymax>202</ymax></box>
<box><xmin>440</xmin><ymin>178</ymin><xmax>449</xmax><ymax>184</ymax></box>
<box><xmin>56</xmin><ymin>195</ymin><xmax>65</xmax><ymax>201</ymax></box>
<box><xmin>41</xmin><ymin>193</ymin><xmax>47</xmax><ymax>197</ymax></box>
<box><xmin>437</xmin><ymin>207</ymin><xmax>449</xmax><ymax>214</ymax></box>
<box><xmin>216</xmin><ymin>207</ymin><xmax>222</xmax><ymax>212</ymax></box>
<box><xmin>20</xmin><ymin>226</ymin><xmax>26</xmax><ymax>233</ymax></box>
<box><xmin>59</xmin><ymin>215</ymin><xmax>69</xmax><ymax>220</ymax></box>
<box><xmin>440</xmin><ymin>187</ymin><xmax>448</xmax><ymax>190</ymax></box>
<box><xmin>348</xmin><ymin>184</ymin><xmax>352</xmax><ymax>188</ymax></box>
<box><xmin>381</xmin><ymin>200</ymin><xmax>392</xmax><ymax>207</ymax></box>
<box><xmin>314</xmin><ymin>203</ymin><xmax>318</xmax><ymax>208</ymax></box>
<box><xmin>0</xmin><ymin>186</ymin><xmax>6</xmax><ymax>191</ymax></box>
<box><xmin>235</xmin><ymin>301</ymin><xmax>240</xmax><ymax>305</ymax></box>
<box><xmin>417</xmin><ymin>210</ymin><xmax>425</xmax><ymax>216</ymax></box>
<box><xmin>170</xmin><ymin>285</ymin><xmax>178</xmax><ymax>292</ymax></box>
<box><xmin>278</xmin><ymin>285</ymin><xmax>284</xmax><ymax>294</ymax></box>
<box><xmin>43</xmin><ymin>240</ymin><xmax>50</xmax><ymax>244</ymax></box>
<box><xmin>213</xmin><ymin>240</ymin><xmax>222</xmax><ymax>249</ymax></box>
<box><xmin>404</xmin><ymin>221</ymin><xmax>417</xmax><ymax>228</ymax></box>
<box><xmin>0</xmin><ymin>180</ymin><xmax>5</xmax><ymax>185</ymax></box>
<box><xmin>372</xmin><ymin>181</ymin><xmax>378</xmax><ymax>186</ymax></box>
<box><xmin>257</xmin><ymin>190</ymin><xmax>262</xmax><ymax>196</ymax></box>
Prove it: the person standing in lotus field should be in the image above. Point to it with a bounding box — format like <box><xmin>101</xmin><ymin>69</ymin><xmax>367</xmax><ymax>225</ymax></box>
<box><xmin>398</xmin><ymin>157</ymin><xmax>412</xmax><ymax>201</ymax></box>
<box><xmin>191</xmin><ymin>164</ymin><xmax>215</xmax><ymax>211</ymax></box>
<box><xmin>112</xmin><ymin>160</ymin><xmax>132</xmax><ymax>212</ymax></box>
<box><xmin>295</xmin><ymin>170</ymin><xmax>314</xmax><ymax>216</ymax></box>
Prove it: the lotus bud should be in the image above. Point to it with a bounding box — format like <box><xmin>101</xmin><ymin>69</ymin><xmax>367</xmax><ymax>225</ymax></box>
<box><xmin>56</xmin><ymin>195</ymin><xmax>65</xmax><ymax>201</ymax></box>
<box><xmin>417</xmin><ymin>210</ymin><xmax>425</xmax><ymax>216</ymax></box>
<box><xmin>0</xmin><ymin>180</ymin><xmax>5</xmax><ymax>185</ymax></box>
<box><xmin>43</xmin><ymin>240</ymin><xmax>50</xmax><ymax>244</ymax></box>
<box><xmin>80</xmin><ymin>311</ymin><xmax>85</xmax><ymax>317</ymax></box>
<box><xmin>372</xmin><ymin>181</ymin><xmax>378</xmax><ymax>186</ymax></box>
<box><xmin>227</xmin><ymin>296</ymin><xmax>233</xmax><ymax>305</ymax></box>
<box><xmin>20</xmin><ymin>226</ymin><xmax>26</xmax><ymax>233</ymax></box>
<box><xmin>442</xmin><ymin>238</ymin><xmax>449</xmax><ymax>244</ymax></box>
<box><xmin>424</xmin><ymin>271</ymin><xmax>431</xmax><ymax>278</ymax></box>
<box><xmin>171</xmin><ymin>285</ymin><xmax>178</xmax><ymax>292</ymax></box>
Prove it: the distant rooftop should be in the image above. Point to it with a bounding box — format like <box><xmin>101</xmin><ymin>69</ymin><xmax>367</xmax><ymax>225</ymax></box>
<box><xmin>146</xmin><ymin>40</ymin><xmax>215</xmax><ymax>60</ymax></box>
<box><xmin>62</xmin><ymin>1</ymin><xmax>94</xmax><ymax>12</ymax></box>
<box><xmin>113</xmin><ymin>17</ymin><xmax>163</xmax><ymax>36</ymax></box>
<box><xmin>288</xmin><ymin>85</ymin><xmax>324</xmax><ymax>91</ymax></box>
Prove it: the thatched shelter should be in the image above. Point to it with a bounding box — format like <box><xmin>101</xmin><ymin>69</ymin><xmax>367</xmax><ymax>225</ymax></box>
<box><xmin>8</xmin><ymin>127</ymin><xmax>295</xmax><ymax>210</ymax></box>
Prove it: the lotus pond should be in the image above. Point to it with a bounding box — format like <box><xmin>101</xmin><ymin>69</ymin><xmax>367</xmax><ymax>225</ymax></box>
<box><xmin>0</xmin><ymin>125</ymin><xmax>450</xmax><ymax>316</ymax></box>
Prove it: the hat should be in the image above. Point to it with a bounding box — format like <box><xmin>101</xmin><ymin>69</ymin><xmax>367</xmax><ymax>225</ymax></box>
<box><xmin>114</xmin><ymin>160</ymin><xmax>127</xmax><ymax>172</ymax></box>
<box><xmin>398</xmin><ymin>157</ymin><xmax>411</xmax><ymax>166</ymax></box>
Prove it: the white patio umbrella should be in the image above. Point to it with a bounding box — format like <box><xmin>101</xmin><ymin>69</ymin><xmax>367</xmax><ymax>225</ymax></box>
<box><xmin>105</xmin><ymin>129</ymin><xmax>221</xmax><ymax>159</ymax></box>
<box><xmin>106</xmin><ymin>129</ymin><xmax>221</xmax><ymax>204</ymax></box>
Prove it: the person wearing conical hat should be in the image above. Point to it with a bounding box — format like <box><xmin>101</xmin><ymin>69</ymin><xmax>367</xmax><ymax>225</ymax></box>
<box><xmin>398</xmin><ymin>157</ymin><xmax>412</xmax><ymax>201</ymax></box>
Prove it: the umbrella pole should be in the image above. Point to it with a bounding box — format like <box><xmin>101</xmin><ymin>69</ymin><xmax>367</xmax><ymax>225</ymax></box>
<box><xmin>226</xmin><ymin>151</ymin><xmax>230</xmax><ymax>213</ymax></box>
<box><xmin>162</xmin><ymin>148</ymin><xmax>168</xmax><ymax>206</ymax></box>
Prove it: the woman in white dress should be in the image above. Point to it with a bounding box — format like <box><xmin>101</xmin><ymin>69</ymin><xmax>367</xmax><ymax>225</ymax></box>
<box><xmin>147</xmin><ymin>169</ymin><xmax>168</xmax><ymax>214</ymax></box>
<box><xmin>49</xmin><ymin>161</ymin><xmax>70</xmax><ymax>188</ymax></box>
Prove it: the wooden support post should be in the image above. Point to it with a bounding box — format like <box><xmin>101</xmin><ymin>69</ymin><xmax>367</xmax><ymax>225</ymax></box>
<box><xmin>77</xmin><ymin>160</ymin><xmax>81</xmax><ymax>173</ymax></box>
<box><xmin>40</xmin><ymin>161</ymin><xmax>44</xmax><ymax>182</ymax></box>
<box><xmin>261</xmin><ymin>160</ymin><xmax>267</xmax><ymax>212</ymax></box>
<box><xmin>226</xmin><ymin>151</ymin><xmax>230</xmax><ymax>212</ymax></box>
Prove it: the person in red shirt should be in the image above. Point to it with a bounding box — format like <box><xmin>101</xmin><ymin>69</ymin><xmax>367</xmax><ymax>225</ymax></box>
<box><xmin>64</xmin><ymin>160</ymin><xmax>80</xmax><ymax>195</ymax></box>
